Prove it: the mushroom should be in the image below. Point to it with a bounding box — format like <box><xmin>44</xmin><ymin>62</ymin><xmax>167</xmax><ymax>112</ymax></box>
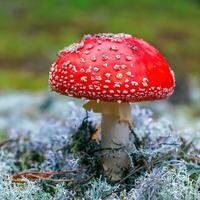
<box><xmin>49</xmin><ymin>33</ymin><xmax>175</xmax><ymax>181</ymax></box>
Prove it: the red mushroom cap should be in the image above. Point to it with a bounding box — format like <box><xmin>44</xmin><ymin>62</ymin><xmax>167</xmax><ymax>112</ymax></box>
<box><xmin>49</xmin><ymin>33</ymin><xmax>175</xmax><ymax>103</ymax></box>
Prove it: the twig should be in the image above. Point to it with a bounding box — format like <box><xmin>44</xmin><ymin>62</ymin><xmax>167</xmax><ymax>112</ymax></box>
<box><xmin>0</xmin><ymin>139</ymin><xmax>14</xmax><ymax>148</ymax></box>
<box><xmin>117</xmin><ymin>165</ymin><xmax>144</xmax><ymax>185</ymax></box>
<box><xmin>187</xmin><ymin>155</ymin><xmax>200</xmax><ymax>162</ymax></box>
<box><xmin>11</xmin><ymin>170</ymin><xmax>95</xmax><ymax>186</ymax></box>
<box><xmin>11</xmin><ymin>169</ymin><xmax>79</xmax><ymax>184</ymax></box>
<box><xmin>13</xmin><ymin>169</ymin><xmax>79</xmax><ymax>176</ymax></box>
<box><xmin>12</xmin><ymin>175</ymin><xmax>73</xmax><ymax>183</ymax></box>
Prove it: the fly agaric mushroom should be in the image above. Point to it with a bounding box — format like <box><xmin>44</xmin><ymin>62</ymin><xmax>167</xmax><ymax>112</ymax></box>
<box><xmin>49</xmin><ymin>33</ymin><xmax>175</xmax><ymax>181</ymax></box>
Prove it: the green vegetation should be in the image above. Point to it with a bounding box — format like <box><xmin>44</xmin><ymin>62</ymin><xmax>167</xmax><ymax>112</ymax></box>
<box><xmin>0</xmin><ymin>0</ymin><xmax>199</xmax><ymax>90</ymax></box>
<box><xmin>0</xmin><ymin>131</ymin><xmax>7</xmax><ymax>140</ymax></box>
<box><xmin>0</xmin><ymin>71</ymin><xmax>48</xmax><ymax>91</ymax></box>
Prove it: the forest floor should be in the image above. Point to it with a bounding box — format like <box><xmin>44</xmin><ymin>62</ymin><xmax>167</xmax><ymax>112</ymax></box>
<box><xmin>0</xmin><ymin>92</ymin><xmax>200</xmax><ymax>199</ymax></box>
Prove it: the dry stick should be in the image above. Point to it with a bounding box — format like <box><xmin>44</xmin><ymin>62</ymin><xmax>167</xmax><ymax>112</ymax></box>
<box><xmin>12</xmin><ymin>169</ymin><xmax>80</xmax><ymax>184</ymax></box>
<box><xmin>13</xmin><ymin>173</ymin><xmax>51</xmax><ymax>180</ymax></box>
<box><xmin>0</xmin><ymin>139</ymin><xmax>14</xmax><ymax>148</ymax></box>
<box><xmin>13</xmin><ymin>169</ymin><xmax>79</xmax><ymax>176</ymax></box>
<box><xmin>12</xmin><ymin>171</ymin><xmax>95</xmax><ymax>186</ymax></box>
<box><xmin>188</xmin><ymin>155</ymin><xmax>200</xmax><ymax>162</ymax></box>
<box><xmin>12</xmin><ymin>174</ymin><xmax>73</xmax><ymax>184</ymax></box>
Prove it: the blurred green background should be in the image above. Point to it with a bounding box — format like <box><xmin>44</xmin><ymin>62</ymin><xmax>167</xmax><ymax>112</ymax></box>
<box><xmin>0</xmin><ymin>0</ymin><xmax>199</xmax><ymax>91</ymax></box>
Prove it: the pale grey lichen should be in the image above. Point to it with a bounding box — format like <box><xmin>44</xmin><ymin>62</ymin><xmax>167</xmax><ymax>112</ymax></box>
<box><xmin>85</xmin><ymin>177</ymin><xmax>119</xmax><ymax>200</ymax></box>
<box><xmin>0</xmin><ymin>150</ymin><xmax>17</xmax><ymax>174</ymax></box>
<box><xmin>127</xmin><ymin>164</ymin><xmax>200</xmax><ymax>200</ymax></box>
<box><xmin>0</xmin><ymin>92</ymin><xmax>200</xmax><ymax>199</ymax></box>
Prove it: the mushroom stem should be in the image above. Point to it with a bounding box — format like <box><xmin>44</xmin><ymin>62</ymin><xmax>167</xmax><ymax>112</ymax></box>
<box><xmin>101</xmin><ymin>102</ymin><xmax>131</xmax><ymax>181</ymax></box>
<box><xmin>84</xmin><ymin>101</ymin><xmax>132</xmax><ymax>181</ymax></box>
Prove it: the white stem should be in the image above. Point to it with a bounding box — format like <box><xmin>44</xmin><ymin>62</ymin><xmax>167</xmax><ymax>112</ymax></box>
<box><xmin>101</xmin><ymin>103</ymin><xmax>131</xmax><ymax>181</ymax></box>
